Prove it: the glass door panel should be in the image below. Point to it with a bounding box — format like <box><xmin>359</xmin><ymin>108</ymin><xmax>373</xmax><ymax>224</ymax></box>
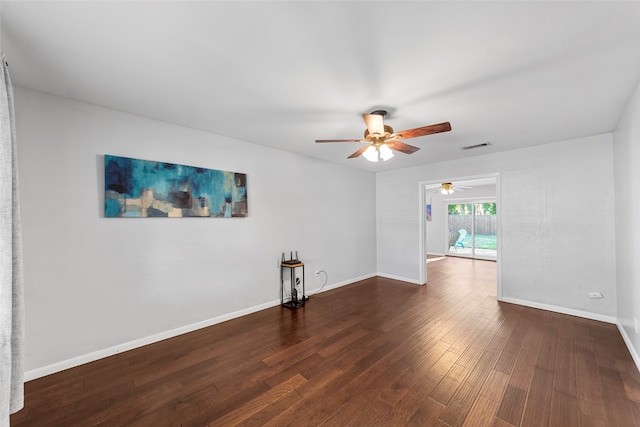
<box><xmin>447</xmin><ymin>203</ymin><xmax>472</xmax><ymax>256</ymax></box>
<box><xmin>473</xmin><ymin>202</ymin><xmax>497</xmax><ymax>260</ymax></box>
<box><xmin>447</xmin><ymin>201</ymin><xmax>496</xmax><ymax>259</ymax></box>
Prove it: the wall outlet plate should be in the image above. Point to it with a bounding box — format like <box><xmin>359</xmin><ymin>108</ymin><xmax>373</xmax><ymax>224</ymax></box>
<box><xmin>587</xmin><ymin>291</ymin><xmax>603</xmax><ymax>299</ymax></box>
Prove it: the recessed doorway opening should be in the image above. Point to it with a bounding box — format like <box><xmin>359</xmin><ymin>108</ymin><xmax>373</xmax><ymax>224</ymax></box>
<box><xmin>418</xmin><ymin>174</ymin><xmax>502</xmax><ymax>299</ymax></box>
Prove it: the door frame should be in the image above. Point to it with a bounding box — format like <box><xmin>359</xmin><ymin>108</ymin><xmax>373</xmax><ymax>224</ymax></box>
<box><xmin>418</xmin><ymin>173</ymin><xmax>502</xmax><ymax>300</ymax></box>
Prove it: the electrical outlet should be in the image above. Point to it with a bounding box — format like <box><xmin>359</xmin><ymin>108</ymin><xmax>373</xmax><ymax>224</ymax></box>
<box><xmin>587</xmin><ymin>292</ymin><xmax>603</xmax><ymax>299</ymax></box>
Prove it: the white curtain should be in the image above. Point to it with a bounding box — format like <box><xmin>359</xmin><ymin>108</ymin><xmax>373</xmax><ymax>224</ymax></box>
<box><xmin>0</xmin><ymin>53</ymin><xmax>24</xmax><ymax>423</ymax></box>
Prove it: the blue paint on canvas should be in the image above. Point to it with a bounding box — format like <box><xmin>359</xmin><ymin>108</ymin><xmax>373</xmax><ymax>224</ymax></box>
<box><xmin>104</xmin><ymin>155</ymin><xmax>248</xmax><ymax>218</ymax></box>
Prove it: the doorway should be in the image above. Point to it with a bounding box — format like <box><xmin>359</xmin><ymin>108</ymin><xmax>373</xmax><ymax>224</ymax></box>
<box><xmin>419</xmin><ymin>174</ymin><xmax>502</xmax><ymax>298</ymax></box>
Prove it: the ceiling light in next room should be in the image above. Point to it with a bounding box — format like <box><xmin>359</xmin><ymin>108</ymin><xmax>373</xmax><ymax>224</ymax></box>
<box><xmin>441</xmin><ymin>183</ymin><xmax>454</xmax><ymax>195</ymax></box>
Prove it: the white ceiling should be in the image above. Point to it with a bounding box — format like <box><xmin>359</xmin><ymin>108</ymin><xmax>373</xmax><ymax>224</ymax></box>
<box><xmin>3</xmin><ymin>1</ymin><xmax>640</xmax><ymax>172</ymax></box>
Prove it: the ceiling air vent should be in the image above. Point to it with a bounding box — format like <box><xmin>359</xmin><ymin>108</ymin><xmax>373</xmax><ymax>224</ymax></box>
<box><xmin>461</xmin><ymin>142</ymin><xmax>491</xmax><ymax>150</ymax></box>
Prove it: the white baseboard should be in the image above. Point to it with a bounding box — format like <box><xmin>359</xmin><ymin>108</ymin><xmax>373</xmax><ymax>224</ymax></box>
<box><xmin>501</xmin><ymin>298</ymin><xmax>639</xmax><ymax>374</ymax></box>
<box><xmin>25</xmin><ymin>299</ymin><xmax>282</xmax><ymax>381</ymax></box>
<box><xmin>25</xmin><ymin>273</ymin><xmax>375</xmax><ymax>382</ymax></box>
<box><xmin>498</xmin><ymin>297</ymin><xmax>617</xmax><ymax>324</ymax></box>
<box><xmin>306</xmin><ymin>273</ymin><xmax>376</xmax><ymax>296</ymax></box>
<box><xmin>617</xmin><ymin>322</ymin><xmax>640</xmax><ymax>373</ymax></box>
<box><xmin>376</xmin><ymin>272</ymin><xmax>424</xmax><ymax>285</ymax></box>
<box><xmin>27</xmin><ymin>278</ymin><xmax>632</xmax><ymax>382</ymax></box>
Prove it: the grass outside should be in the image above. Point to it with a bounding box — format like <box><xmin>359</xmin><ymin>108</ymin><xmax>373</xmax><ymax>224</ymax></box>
<box><xmin>460</xmin><ymin>234</ymin><xmax>497</xmax><ymax>250</ymax></box>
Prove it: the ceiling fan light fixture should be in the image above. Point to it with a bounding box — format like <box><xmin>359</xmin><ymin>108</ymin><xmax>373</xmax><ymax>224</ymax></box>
<box><xmin>363</xmin><ymin>145</ymin><xmax>379</xmax><ymax>162</ymax></box>
<box><xmin>379</xmin><ymin>144</ymin><xmax>394</xmax><ymax>161</ymax></box>
<box><xmin>441</xmin><ymin>182</ymin><xmax>454</xmax><ymax>195</ymax></box>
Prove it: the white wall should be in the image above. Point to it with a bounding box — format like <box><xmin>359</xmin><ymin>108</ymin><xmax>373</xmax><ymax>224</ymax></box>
<box><xmin>613</xmin><ymin>79</ymin><xmax>640</xmax><ymax>364</ymax></box>
<box><xmin>425</xmin><ymin>190</ymin><xmax>447</xmax><ymax>255</ymax></box>
<box><xmin>378</xmin><ymin>135</ymin><xmax>617</xmax><ymax>319</ymax></box>
<box><xmin>14</xmin><ymin>87</ymin><xmax>377</xmax><ymax>375</ymax></box>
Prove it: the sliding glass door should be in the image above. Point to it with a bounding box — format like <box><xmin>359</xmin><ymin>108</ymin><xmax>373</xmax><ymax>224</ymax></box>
<box><xmin>447</xmin><ymin>201</ymin><xmax>497</xmax><ymax>260</ymax></box>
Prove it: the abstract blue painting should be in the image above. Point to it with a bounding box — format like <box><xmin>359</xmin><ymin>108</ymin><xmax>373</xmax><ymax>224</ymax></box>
<box><xmin>104</xmin><ymin>155</ymin><xmax>248</xmax><ymax>218</ymax></box>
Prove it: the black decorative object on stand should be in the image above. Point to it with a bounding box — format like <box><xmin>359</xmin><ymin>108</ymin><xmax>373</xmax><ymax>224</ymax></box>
<box><xmin>281</xmin><ymin>251</ymin><xmax>300</xmax><ymax>265</ymax></box>
<box><xmin>280</xmin><ymin>251</ymin><xmax>305</xmax><ymax>309</ymax></box>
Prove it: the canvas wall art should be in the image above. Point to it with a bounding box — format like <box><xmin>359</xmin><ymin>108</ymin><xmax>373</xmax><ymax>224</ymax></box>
<box><xmin>104</xmin><ymin>155</ymin><xmax>248</xmax><ymax>218</ymax></box>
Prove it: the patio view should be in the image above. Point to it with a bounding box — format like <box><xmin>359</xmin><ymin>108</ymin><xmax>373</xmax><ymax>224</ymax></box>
<box><xmin>448</xmin><ymin>202</ymin><xmax>497</xmax><ymax>260</ymax></box>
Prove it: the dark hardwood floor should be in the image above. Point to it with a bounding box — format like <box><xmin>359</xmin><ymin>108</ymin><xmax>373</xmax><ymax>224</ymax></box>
<box><xmin>12</xmin><ymin>257</ymin><xmax>640</xmax><ymax>426</ymax></box>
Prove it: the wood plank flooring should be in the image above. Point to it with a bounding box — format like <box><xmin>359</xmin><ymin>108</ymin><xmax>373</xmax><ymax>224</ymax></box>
<box><xmin>11</xmin><ymin>257</ymin><xmax>640</xmax><ymax>426</ymax></box>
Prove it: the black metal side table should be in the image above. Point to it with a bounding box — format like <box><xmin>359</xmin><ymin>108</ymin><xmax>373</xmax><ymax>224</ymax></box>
<box><xmin>280</xmin><ymin>261</ymin><xmax>305</xmax><ymax>309</ymax></box>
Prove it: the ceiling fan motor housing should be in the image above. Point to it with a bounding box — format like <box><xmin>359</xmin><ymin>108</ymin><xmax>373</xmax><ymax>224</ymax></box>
<box><xmin>364</xmin><ymin>125</ymin><xmax>394</xmax><ymax>140</ymax></box>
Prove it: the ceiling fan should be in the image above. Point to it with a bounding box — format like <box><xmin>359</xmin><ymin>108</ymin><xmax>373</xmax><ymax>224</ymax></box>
<box><xmin>315</xmin><ymin>110</ymin><xmax>451</xmax><ymax>162</ymax></box>
<box><xmin>431</xmin><ymin>182</ymin><xmax>473</xmax><ymax>195</ymax></box>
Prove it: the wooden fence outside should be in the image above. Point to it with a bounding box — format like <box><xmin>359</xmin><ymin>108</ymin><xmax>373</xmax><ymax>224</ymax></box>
<box><xmin>448</xmin><ymin>215</ymin><xmax>496</xmax><ymax>236</ymax></box>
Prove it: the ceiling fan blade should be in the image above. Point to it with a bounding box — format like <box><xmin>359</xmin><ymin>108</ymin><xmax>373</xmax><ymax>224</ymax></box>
<box><xmin>347</xmin><ymin>146</ymin><xmax>369</xmax><ymax>159</ymax></box>
<box><xmin>362</xmin><ymin>114</ymin><xmax>385</xmax><ymax>136</ymax></box>
<box><xmin>396</xmin><ymin>122</ymin><xmax>451</xmax><ymax>139</ymax></box>
<box><xmin>315</xmin><ymin>139</ymin><xmax>363</xmax><ymax>143</ymax></box>
<box><xmin>388</xmin><ymin>141</ymin><xmax>421</xmax><ymax>154</ymax></box>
